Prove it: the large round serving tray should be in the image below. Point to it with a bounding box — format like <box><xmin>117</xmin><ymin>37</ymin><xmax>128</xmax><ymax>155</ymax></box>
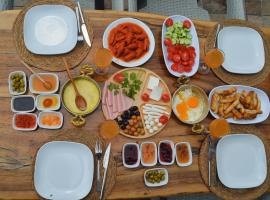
<box><xmin>102</xmin><ymin>68</ymin><xmax>172</xmax><ymax>139</ymax></box>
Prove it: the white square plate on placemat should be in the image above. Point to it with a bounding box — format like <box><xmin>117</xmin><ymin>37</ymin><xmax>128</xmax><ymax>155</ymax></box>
<box><xmin>34</xmin><ymin>141</ymin><xmax>94</xmax><ymax>199</ymax></box>
<box><xmin>218</xmin><ymin>26</ymin><xmax>265</xmax><ymax>74</ymax></box>
<box><xmin>24</xmin><ymin>5</ymin><xmax>78</xmax><ymax>55</ymax></box>
<box><xmin>216</xmin><ymin>134</ymin><xmax>267</xmax><ymax>189</ymax></box>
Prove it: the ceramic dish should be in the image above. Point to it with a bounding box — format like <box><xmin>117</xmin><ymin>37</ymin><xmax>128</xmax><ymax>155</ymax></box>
<box><xmin>36</xmin><ymin>94</ymin><xmax>61</xmax><ymax>111</ymax></box>
<box><xmin>141</xmin><ymin>142</ymin><xmax>157</xmax><ymax>167</ymax></box>
<box><xmin>103</xmin><ymin>17</ymin><xmax>155</xmax><ymax>67</ymax></box>
<box><xmin>24</xmin><ymin>5</ymin><xmax>78</xmax><ymax>55</ymax></box>
<box><xmin>38</xmin><ymin>111</ymin><xmax>63</xmax><ymax>129</ymax></box>
<box><xmin>175</xmin><ymin>142</ymin><xmax>192</xmax><ymax>167</ymax></box>
<box><xmin>158</xmin><ymin>140</ymin><xmax>175</xmax><ymax>165</ymax></box>
<box><xmin>172</xmin><ymin>84</ymin><xmax>209</xmax><ymax>124</ymax></box>
<box><xmin>11</xmin><ymin>95</ymin><xmax>35</xmax><ymax>113</ymax></box>
<box><xmin>12</xmin><ymin>113</ymin><xmax>38</xmax><ymax>131</ymax></box>
<box><xmin>162</xmin><ymin>15</ymin><xmax>200</xmax><ymax>77</ymax></box>
<box><xmin>216</xmin><ymin>134</ymin><xmax>267</xmax><ymax>188</ymax></box>
<box><xmin>34</xmin><ymin>141</ymin><xmax>94</xmax><ymax>199</ymax></box>
<box><xmin>29</xmin><ymin>73</ymin><xmax>59</xmax><ymax>94</ymax></box>
<box><xmin>218</xmin><ymin>26</ymin><xmax>265</xmax><ymax>74</ymax></box>
<box><xmin>122</xmin><ymin>143</ymin><xmax>141</xmax><ymax>168</ymax></box>
<box><xmin>209</xmin><ymin>85</ymin><xmax>270</xmax><ymax>124</ymax></box>
<box><xmin>8</xmin><ymin>71</ymin><xmax>27</xmax><ymax>95</ymax></box>
<box><xmin>144</xmin><ymin>168</ymin><xmax>168</xmax><ymax>187</ymax></box>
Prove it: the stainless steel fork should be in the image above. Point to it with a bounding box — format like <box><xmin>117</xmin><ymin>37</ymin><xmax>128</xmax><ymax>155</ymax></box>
<box><xmin>95</xmin><ymin>140</ymin><xmax>102</xmax><ymax>192</ymax></box>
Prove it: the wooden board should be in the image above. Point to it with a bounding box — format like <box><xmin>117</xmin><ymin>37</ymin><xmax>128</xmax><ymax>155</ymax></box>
<box><xmin>0</xmin><ymin>9</ymin><xmax>269</xmax><ymax>200</ymax></box>
<box><xmin>102</xmin><ymin>68</ymin><xmax>172</xmax><ymax>139</ymax></box>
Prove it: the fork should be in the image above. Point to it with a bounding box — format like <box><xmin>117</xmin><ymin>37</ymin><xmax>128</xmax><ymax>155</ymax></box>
<box><xmin>95</xmin><ymin>140</ymin><xmax>102</xmax><ymax>192</ymax></box>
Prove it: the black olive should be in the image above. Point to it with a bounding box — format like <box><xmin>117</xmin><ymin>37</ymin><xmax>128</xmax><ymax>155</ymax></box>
<box><xmin>134</xmin><ymin>111</ymin><xmax>140</xmax><ymax>116</ymax></box>
<box><xmin>120</xmin><ymin>125</ymin><xmax>126</xmax><ymax>130</ymax></box>
<box><xmin>129</xmin><ymin>106</ymin><xmax>138</xmax><ymax>112</ymax></box>
<box><xmin>123</xmin><ymin>121</ymin><xmax>129</xmax><ymax>126</ymax></box>
<box><xmin>123</xmin><ymin>111</ymin><xmax>130</xmax><ymax>119</ymax></box>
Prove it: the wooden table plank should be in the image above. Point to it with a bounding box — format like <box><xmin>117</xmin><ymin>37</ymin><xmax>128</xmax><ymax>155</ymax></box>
<box><xmin>0</xmin><ymin>9</ymin><xmax>269</xmax><ymax>199</ymax></box>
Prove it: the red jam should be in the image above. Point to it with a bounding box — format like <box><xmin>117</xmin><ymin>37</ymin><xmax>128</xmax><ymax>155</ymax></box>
<box><xmin>15</xmin><ymin>114</ymin><xmax>36</xmax><ymax>129</ymax></box>
<box><xmin>159</xmin><ymin>142</ymin><xmax>172</xmax><ymax>163</ymax></box>
<box><xmin>124</xmin><ymin>144</ymin><xmax>138</xmax><ymax>165</ymax></box>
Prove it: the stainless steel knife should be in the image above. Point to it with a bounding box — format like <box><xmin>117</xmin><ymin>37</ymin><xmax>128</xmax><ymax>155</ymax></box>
<box><xmin>100</xmin><ymin>143</ymin><xmax>111</xmax><ymax>200</ymax></box>
<box><xmin>77</xmin><ymin>1</ymin><xmax>91</xmax><ymax>47</ymax></box>
<box><xmin>208</xmin><ymin>135</ymin><xmax>212</xmax><ymax>187</ymax></box>
<box><xmin>214</xmin><ymin>23</ymin><xmax>221</xmax><ymax>48</ymax></box>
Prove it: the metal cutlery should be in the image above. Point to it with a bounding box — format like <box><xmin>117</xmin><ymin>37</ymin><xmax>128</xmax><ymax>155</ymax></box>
<box><xmin>100</xmin><ymin>143</ymin><xmax>111</xmax><ymax>200</ymax></box>
<box><xmin>208</xmin><ymin>134</ymin><xmax>213</xmax><ymax>187</ymax></box>
<box><xmin>77</xmin><ymin>1</ymin><xmax>92</xmax><ymax>47</ymax></box>
<box><xmin>95</xmin><ymin>140</ymin><xmax>102</xmax><ymax>192</ymax></box>
<box><xmin>214</xmin><ymin>23</ymin><xmax>221</xmax><ymax>48</ymax></box>
<box><xmin>75</xmin><ymin>6</ymin><xmax>83</xmax><ymax>41</ymax></box>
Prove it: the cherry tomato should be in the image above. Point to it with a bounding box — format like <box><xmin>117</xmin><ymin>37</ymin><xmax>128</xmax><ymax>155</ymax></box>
<box><xmin>188</xmin><ymin>60</ymin><xmax>195</xmax><ymax>66</ymax></box>
<box><xmin>173</xmin><ymin>54</ymin><xmax>181</xmax><ymax>63</ymax></box>
<box><xmin>162</xmin><ymin>93</ymin><xmax>170</xmax><ymax>102</ymax></box>
<box><xmin>113</xmin><ymin>73</ymin><xmax>125</xmax><ymax>83</ymax></box>
<box><xmin>159</xmin><ymin>115</ymin><xmax>169</xmax><ymax>124</ymax></box>
<box><xmin>177</xmin><ymin>66</ymin><xmax>185</xmax><ymax>73</ymax></box>
<box><xmin>167</xmin><ymin>46</ymin><xmax>176</xmax><ymax>53</ymax></box>
<box><xmin>165</xmin><ymin>18</ymin><xmax>173</xmax><ymax>26</ymax></box>
<box><xmin>164</xmin><ymin>38</ymin><xmax>172</xmax><ymax>46</ymax></box>
<box><xmin>171</xmin><ymin>63</ymin><xmax>178</xmax><ymax>71</ymax></box>
<box><xmin>181</xmin><ymin>50</ymin><xmax>190</xmax><ymax>61</ymax></box>
<box><xmin>187</xmin><ymin>46</ymin><xmax>195</xmax><ymax>53</ymax></box>
<box><xmin>141</xmin><ymin>93</ymin><xmax>149</xmax><ymax>101</ymax></box>
<box><xmin>190</xmin><ymin>51</ymin><xmax>196</xmax><ymax>60</ymax></box>
<box><xmin>167</xmin><ymin>53</ymin><xmax>174</xmax><ymax>61</ymax></box>
<box><xmin>182</xmin><ymin>61</ymin><xmax>189</xmax><ymax>66</ymax></box>
<box><xmin>184</xmin><ymin>66</ymin><xmax>192</xmax><ymax>72</ymax></box>
<box><xmin>183</xmin><ymin>20</ymin><xmax>191</xmax><ymax>29</ymax></box>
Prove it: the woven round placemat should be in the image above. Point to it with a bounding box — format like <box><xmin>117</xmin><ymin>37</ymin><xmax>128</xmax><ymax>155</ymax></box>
<box><xmin>199</xmin><ymin>125</ymin><xmax>270</xmax><ymax>200</ymax></box>
<box><xmin>205</xmin><ymin>20</ymin><xmax>270</xmax><ymax>86</ymax></box>
<box><xmin>13</xmin><ymin>0</ymin><xmax>93</xmax><ymax>72</ymax></box>
<box><xmin>32</xmin><ymin>129</ymin><xmax>117</xmax><ymax>200</ymax></box>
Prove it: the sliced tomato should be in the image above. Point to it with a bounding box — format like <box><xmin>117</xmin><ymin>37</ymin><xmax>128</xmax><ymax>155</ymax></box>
<box><xmin>159</xmin><ymin>115</ymin><xmax>169</xmax><ymax>124</ymax></box>
<box><xmin>141</xmin><ymin>93</ymin><xmax>149</xmax><ymax>101</ymax></box>
<box><xmin>184</xmin><ymin>66</ymin><xmax>192</xmax><ymax>72</ymax></box>
<box><xmin>188</xmin><ymin>60</ymin><xmax>195</xmax><ymax>66</ymax></box>
<box><xmin>171</xmin><ymin>63</ymin><xmax>178</xmax><ymax>72</ymax></box>
<box><xmin>164</xmin><ymin>38</ymin><xmax>172</xmax><ymax>46</ymax></box>
<box><xmin>162</xmin><ymin>93</ymin><xmax>170</xmax><ymax>102</ymax></box>
<box><xmin>181</xmin><ymin>50</ymin><xmax>190</xmax><ymax>61</ymax></box>
<box><xmin>177</xmin><ymin>65</ymin><xmax>185</xmax><ymax>73</ymax></box>
<box><xmin>173</xmin><ymin>54</ymin><xmax>181</xmax><ymax>63</ymax></box>
<box><xmin>183</xmin><ymin>20</ymin><xmax>191</xmax><ymax>29</ymax></box>
<box><xmin>113</xmin><ymin>73</ymin><xmax>125</xmax><ymax>83</ymax></box>
<box><xmin>165</xmin><ymin>18</ymin><xmax>173</xmax><ymax>26</ymax></box>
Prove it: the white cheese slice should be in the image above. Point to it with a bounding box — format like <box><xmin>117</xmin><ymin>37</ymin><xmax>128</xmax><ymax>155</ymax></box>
<box><xmin>147</xmin><ymin>75</ymin><xmax>160</xmax><ymax>90</ymax></box>
<box><xmin>150</xmin><ymin>86</ymin><xmax>163</xmax><ymax>101</ymax></box>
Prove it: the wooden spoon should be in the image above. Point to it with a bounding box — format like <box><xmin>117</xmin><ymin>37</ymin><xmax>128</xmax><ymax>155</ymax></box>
<box><xmin>62</xmin><ymin>58</ymin><xmax>87</xmax><ymax>111</ymax></box>
<box><xmin>20</xmin><ymin>60</ymin><xmax>52</xmax><ymax>90</ymax></box>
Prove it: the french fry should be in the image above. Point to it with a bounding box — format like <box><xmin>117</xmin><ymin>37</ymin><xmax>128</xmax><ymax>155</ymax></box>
<box><xmin>218</xmin><ymin>103</ymin><xmax>224</xmax><ymax>117</ymax></box>
<box><xmin>216</xmin><ymin>87</ymin><xmax>237</xmax><ymax>96</ymax></box>
<box><xmin>257</xmin><ymin>98</ymin><xmax>261</xmax><ymax>113</ymax></box>
<box><xmin>236</xmin><ymin>103</ymin><xmax>245</xmax><ymax>114</ymax></box>
<box><xmin>223</xmin><ymin>103</ymin><xmax>230</xmax><ymax>111</ymax></box>
<box><xmin>220</xmin><ymin>95</ymin><xmax>236</xmax><ymax>103</ymax></box>
<box><xmin>211</xmin><ymin>93</ymin><xmax>220</xmax><ymax>114</ymax></box>
<box><xmin>241</xmin><ymin>90</ymin><xmax>248</xmax><ymax>97</ymax></box>
<box><xmin>232</xmin><ymin>109</ymin><xmax>242</xmax><ymax>119</ymax></box>
<box><xmin>224</xmin><ymin>112</ymin><xmax>233</xmax><ymax>119</ymax></box>
<box><xmin>224</xmin><ymin>99</ymin><xmax>239</xmax><ymax>114</ymax></box>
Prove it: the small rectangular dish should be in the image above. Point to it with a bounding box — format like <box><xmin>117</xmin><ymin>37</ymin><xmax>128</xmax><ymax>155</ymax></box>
<box><xmin>175</xmin><ymin>142</ymin><xmax>192</xmax><ymax>167</ymax></box>
<box><xmin>13</xmin><ymin>113</ymin><xmax>38</xmax><ymax>131</ymax></box>
<box><xmin>144</xmin><ymin>168</ymin><xmax>168</xmax><ymax>187</ymax></box>
<box><xmin>11</xmin><ymin>95</ymin><xmax>35</xmax><ymax>113</ymax></box>
<box><xmin>141</xmin><ymin>142</ymin><xmax>157</xmax><ymax>167</ymax></box>
<box><xmin>158</xmin><ymin>140</ymin><xmax>175</xmax><ymax>165</ymax></box>
<box><xmin>122</xmin><ymin>143</ymin><xmax>140</xmax><ymax>168</ymax></box>
<box><xmin>38</xmin><ymin>111</ymin><xmax>63</xmax><ymax>129</ymax></box>
<box><xmin>8</xmin><ymin>71</ymin><xmax>27</xmax><ymax>95</ymax></box>
<box><xmin>36</xmin><ymin>94</ymin><xmax>61</xmax><ymax>111</ymax></box>
<box><xmin>29</xmin><ymin>73</ymin><xmax>59</xmax><ymax>94</ymax></box>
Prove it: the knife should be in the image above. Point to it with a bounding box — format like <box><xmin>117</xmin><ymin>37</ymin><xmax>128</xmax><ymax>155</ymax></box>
<box><xmin>214</xmin><ymin>23</ymin><xmax>221</xmax><ymax>48</ymax></box>
<box><xmin>208</xmin><ymin>135</ymin><xmax>212</xmax><ymax>187</ymax></box>
<box><xmin>77</xmin><ymin>1</ymin><xmax>91</xmax><ymax>47</ymax></box>
<box><xmin>100</xmin><ymin>143</ymin><xmax>111</xmax><ymax>200</ymax></box>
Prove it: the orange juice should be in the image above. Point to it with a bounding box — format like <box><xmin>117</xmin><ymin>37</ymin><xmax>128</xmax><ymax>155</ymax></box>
<box><xmin>209</xmin><ymin>118</ymin><xmax>230</xmax><ymax>138</ymax></box>
<box><xmin>94</xmin><ymin>48</ymin><xmax>113</xmax><ymax>69</ymax></box>
<box><xmin>205</xmin><ymin>48</ymin><xmax>224</xmax><ymax>69</ymax></box>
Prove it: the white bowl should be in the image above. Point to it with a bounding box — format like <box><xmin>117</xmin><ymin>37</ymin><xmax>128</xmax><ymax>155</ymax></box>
<box><xmin>38</xmin><ymin>111</ymin><xmax>63</xmax><ymax>129</ymax></box>
<box><xmin>158</xmin><ymin>140</ymin><xmax>175</xmax><ymax>165</ymax></box>
<box><xmin>36</xmin><ymin>94</ymin><xmax>61</xmax><ymax>111</ymax></box>
<box><xmin>11</xmin><ymin>95</ymin><xmax>35</xmax><ymax>113</ymax></box>
<box><xmin>24</xmin><ymin>5</ymin><xmax>78</xmax><ymax>55</ymax></box>
<box><xmin>216</xmin><ymin>134</ymin><xmax>267</xmax><ymax>189</ymax></box>
<box><xmin>8</xmin><ymin>71</ymin><xmax>27</xmax><ymax>95</ymax></box>
<box><xmin>208</xmin><ymin>85</ymin><xmax>270</xmax><ymax>124</ymax></box>
<box><xmin>34</xmin><ymin>141</ymin><xmax>94</xmax><ymax>199</ymax></box>
<box><xmin>122</xmin><ymin>143</ymin><xmax>141</xmax><ymax>168</ymax></box>
<box><xmin>12</xmin><ymin>113</ymin><xmax>38</xmax><ymax>131</ymax></box>
<box><xmin>175</xmin><ymin>142</ymin><xmax>192</xmax><ymax>167</ymax></box>
<box><xmin>144</xmin><ymin>168</ymin><xmax>168</xmax><ymax>187</ymax></box>
<box><xmin>161</xmin><ymin>15</ymin><xmax>200</xmax><ymax>77</ymax></box>
<box><xmin>103</xmin><ymin>17</ymin><xmax>155</xmax><ymax>68</ymax></box>
<box><xmin>29</xmin><ymin>73</ymin><xmax>59</xmax><ymax>94</ymax></box>
<box><xmin>140</xmin><ymin>142</ymin><xmax>157</xmax><ymax>167</ymax></box>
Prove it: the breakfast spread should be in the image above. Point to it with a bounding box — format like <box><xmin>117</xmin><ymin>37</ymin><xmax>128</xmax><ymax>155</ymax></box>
<box><xmin>210</xmin><ymin>86</ymin><xmax>262</xmax><ymax>120</ymax></box>
<box><xmin>102</xmin><ymin>68</ymin><xmax>172</xmax><ymax>138</ymax></box>
<box><xmin>108</xmin><ymin>22</ymin><xmax>149</xmax><ymax>62</ymax></box>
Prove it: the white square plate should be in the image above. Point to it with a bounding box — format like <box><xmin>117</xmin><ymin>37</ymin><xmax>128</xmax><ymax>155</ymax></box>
<box><xmin>218</xmin><ymin>26</ymin><xmax>265</xmax><ymax>74</ymax></box>
<box><xmin>24</xmin><ymin>5</ymin><xmax>78</xmax><ymax>55</ymax></box>
<box><xmin>34</xmin><ymin>141</ymin><xmax>94</xmax><ymax>199</ymax></box>
<box><xmin>216</xmin><ymin>134</ymin><xmax>267</xmax><ymax>189</ymax></box>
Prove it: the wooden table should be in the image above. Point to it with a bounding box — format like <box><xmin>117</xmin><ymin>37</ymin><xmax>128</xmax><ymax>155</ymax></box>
<box><xmin>0</xmin><ymin>9</ymin><xmax>269</xmax><ymax>200</ymax></box>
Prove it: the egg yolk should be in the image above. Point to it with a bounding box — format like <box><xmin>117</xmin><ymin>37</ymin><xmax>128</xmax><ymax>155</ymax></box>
<box><xmin>176</xmin><ymin>102</ymin><xmax>188</xmax><ymax>121</ymax></box>
<box><xmin>187</xmin><ymin>96</ymin><xmax>199</xmax><ymax>108</ymax></box>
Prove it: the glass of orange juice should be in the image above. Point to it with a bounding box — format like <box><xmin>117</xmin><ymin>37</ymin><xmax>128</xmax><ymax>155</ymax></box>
<box><xmin>209</xmin><ymin>118</ymin><xmax>230</xmax><ymax>138</ymax></box>
<box><xmin>94</xmin><ymin>48</ymin><xmax>113</xmax><ymax>75</ymax></box>
<box><xmin>199</xmin><ymin>48</ymin><xmax>224</xmax><ymax>74</ymax></box>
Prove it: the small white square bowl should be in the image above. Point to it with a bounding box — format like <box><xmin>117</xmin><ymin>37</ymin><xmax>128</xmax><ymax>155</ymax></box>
<box><xmin>140</xmin><ymin>142</ymin><xmax>157</xmax><ymax>167</ymax></box>
<box><xmin>216</xmin><ymin>134</ymin><xmax>267</xmax><ymax>189</ymax></box>
<box><xmin>158</xmin><ymin>140</ymin><xmax>175</xmax><ymax>165</ymax></box>
<box><xmin>122</xmin><ymin>143</ymin><xmax>141</xmax><ymax>168</ymax></box>
<box><xmin>8</xmin><ymin>71</ymin><xmax>27</xmax><ymax>96</ymax></box>
<box><xmin>38</xmin><ymin>111</ymin><xmax>63</xmax><ymax>129</ymax></box>
<box><xmin>175</xmin><ymin>142</ymin><xmax>192</xmax><ymax>167</ymax></box>
<box><xmin>29</xmin><ymin>73</ymin><xmax>59</xmax><ymax>94</ymax></box>
<box><xmin>144</xmin><ymin>168</ymin><xmax>168</xmax><ymax>187</ymax></box>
